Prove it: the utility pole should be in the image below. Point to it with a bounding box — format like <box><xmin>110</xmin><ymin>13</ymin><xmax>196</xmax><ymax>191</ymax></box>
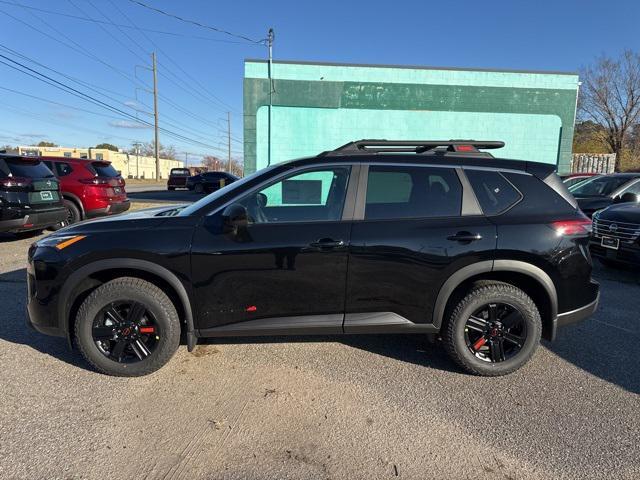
<box><xmin>152</xmin><ymin>52</ymin><xmax>160</xmax><ymax>180</ymax></box>
<box><xmin>267</xmin><ymin>28</ymin><xmax>274</xmax><ymax>166</ymax></box>
<box><xmin>184</xmin><ymin>152</ymin><xmax>188</xmax><ymax>170</ymax></box>
<box><xmin>227</xmin><ymin>111</ymin><xmax>232</xmax><ymax>173</ymax></box>
<box><xmin>132</xmin><ymin>141</ymin><xmax>142</xmax><ymax>179</ymax></box>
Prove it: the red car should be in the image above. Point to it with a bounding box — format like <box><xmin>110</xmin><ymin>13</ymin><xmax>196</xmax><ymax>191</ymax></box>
<box><xmin>41</xmin><ymin>156</ymin><xmax>130</xmax><ymax>225</ymax></box>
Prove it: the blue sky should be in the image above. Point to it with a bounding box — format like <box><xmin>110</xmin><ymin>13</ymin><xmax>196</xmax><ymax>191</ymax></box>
<box><xmin>1</xmin><ymin>0</ymin><xmax>638</xmax><ymax>162</ymax></box>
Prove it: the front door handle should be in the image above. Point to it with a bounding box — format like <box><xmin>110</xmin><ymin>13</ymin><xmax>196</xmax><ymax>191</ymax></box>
<box><xmin>309</xmin><ymin>238</ymin><xmax>345</xmax><ymax>249</ymax></box>
<box><xmin>447</xmin><ymin>231</ymin><xmax>482</xmax><ymax>243</ymax></box>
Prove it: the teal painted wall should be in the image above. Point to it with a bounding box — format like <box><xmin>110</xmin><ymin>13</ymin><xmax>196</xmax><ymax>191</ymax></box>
<box><xmin>244</xmin><ymin>60</ymin><xmax>579</xmax><ymax>174</ymax></box>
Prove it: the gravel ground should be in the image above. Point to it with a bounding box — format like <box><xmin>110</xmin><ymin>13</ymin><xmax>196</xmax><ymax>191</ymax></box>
<box><xmin>0</xmin><ymin>225</ymin><xmax>638</xmax><ymax>480</ymax></box>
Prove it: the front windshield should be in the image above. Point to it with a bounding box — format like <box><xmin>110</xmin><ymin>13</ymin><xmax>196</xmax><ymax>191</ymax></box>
<box><xmin>569</xmin><ymin>176</ymin><xmax>630</xmax><ymax>196</ymax></box>
<box><xmin>178</xmin><ymin>165</ymin><xmax>278</xmax><ymax>216</ymax></box>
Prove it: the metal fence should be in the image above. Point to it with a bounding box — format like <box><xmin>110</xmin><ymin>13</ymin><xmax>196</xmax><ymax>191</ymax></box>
<box><xmin>571</xmin><ymin>153</ymin><xmax>616</xmax><ymax>174</ymax></box>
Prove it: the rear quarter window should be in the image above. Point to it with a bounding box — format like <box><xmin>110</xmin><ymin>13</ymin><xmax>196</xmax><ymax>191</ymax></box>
<box><xmin>89</xmin><ymin>162</ymin><xmax>119</xmax><ymax>177</ymax></box>
<box><xmin>502</xmin><ymin>172</ymin><xmax>577</xmax><ymax>216</ymax></box>
<box><xmin>465</xmin><ymin>170</ymin><xmax>522</xmax><ymax>215</ymax></box>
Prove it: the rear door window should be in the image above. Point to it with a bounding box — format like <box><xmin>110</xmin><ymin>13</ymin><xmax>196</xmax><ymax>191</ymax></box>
<box><xmin>364</xmin><ymin>165</ymin><xmax>462</xmax><ymax>220</ymax></box>
<box><xmin>55</xmin><ymin>162</ymin><xmax>73</xmax><ymax>177</ymax></box>
<box><xmin>465</xmin><ymin>170</ymin><xmax>522</xmax><ymax>215</ymax></box>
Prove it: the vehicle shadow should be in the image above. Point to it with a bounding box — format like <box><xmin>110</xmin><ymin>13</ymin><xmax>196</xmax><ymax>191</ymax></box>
<box><xmin>0</xmin><ymin>268</ymin><xmax>87</xmax><ymax>370</ymax></box>
<box><xmin>203</xmin><ymin>333</ymin><xmax>459</xmax><ymax>373</ymax></box>
<box><xmin>2</xmin><ymin>264</ymin><xmax>638</xmax><ymax>392</ymax></box>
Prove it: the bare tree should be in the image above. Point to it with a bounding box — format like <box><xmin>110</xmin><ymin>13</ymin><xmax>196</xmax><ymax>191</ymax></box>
<box><xmin>579</xmin><ymin>50</ymin><xmax>640</xmax><ymax>170</ymax></box>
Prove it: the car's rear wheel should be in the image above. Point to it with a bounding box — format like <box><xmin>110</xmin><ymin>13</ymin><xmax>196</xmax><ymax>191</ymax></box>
<box><xmin>442</xmin><ymin>282</ymin><xmax>541</xmax><ymax>376</ymax></box>
<box><xmin>74</xmin><ymin>277</ymin><xmax>180</xmax><ymax>376</ymax></box>
<box><xmin>63</xmin><ymin>199</ymin><xmax>81</xmax><ymax>225</ymax></box>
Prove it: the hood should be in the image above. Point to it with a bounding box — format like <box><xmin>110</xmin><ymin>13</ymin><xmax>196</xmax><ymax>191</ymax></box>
<box><xmin>597</xmin><ymin>202</ymin><xmax>640</xmax><ymax>223</ymax></box>
<box><xmin>57</xmin><ymin>204</ymin><xmax>188</xmax><ymax>234</ymax></box>
<box><xmin>576</xmin><ymin>196</ymin><xmax>612</xmax><ymax>213</ymax></box>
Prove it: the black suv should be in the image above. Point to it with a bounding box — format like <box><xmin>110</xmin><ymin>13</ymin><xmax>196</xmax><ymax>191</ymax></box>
<box><xmin>1</xmin><ymin>155</ymin><xmax>66</xmax><ymax>233</ymax></box>
<box><xmin>27</xmin><ymin>140</ymin><xmax>599</xmax><ymax>377</ymax></box>
<box><xmin>187</xmin><ymin>171</ymin><xmax>238</xmax><ymax>193</ymax></box>
<box><xmin>590</xmin><ymin>198</ymin><xmax>640</xmax><ymax>267</ymax></box>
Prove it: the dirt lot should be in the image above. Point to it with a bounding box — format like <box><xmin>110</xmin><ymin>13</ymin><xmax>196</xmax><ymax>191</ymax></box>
<box><xmin>0</xmin><ymin>222</ymin><xmax>638</xmax><ymax>479</ymax></box>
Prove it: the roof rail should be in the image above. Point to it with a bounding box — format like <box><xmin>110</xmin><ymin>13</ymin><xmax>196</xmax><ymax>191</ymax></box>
<box><xmin>321</xmin><ymin>139</ymin><xmax>505</xmax><ymax>156</ymax></box>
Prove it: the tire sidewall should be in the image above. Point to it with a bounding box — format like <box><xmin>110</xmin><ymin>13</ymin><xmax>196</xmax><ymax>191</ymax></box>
<box><xmin>75</xmin><ymin>280</ymin><xmax>180</xmax><ymax>376</ymax></box>
<box><xmin>63</xmin><ymin>199</ymin><xmax>81</xmax><ymax>224</ymax></box>
<box><xmin>450</xmin><ymin>289</ymin><xmax>541</xmax><ymax>376</ymax></box>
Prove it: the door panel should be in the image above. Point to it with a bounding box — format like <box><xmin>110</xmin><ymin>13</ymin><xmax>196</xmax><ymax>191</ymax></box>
<box><xmin>191</xmin><ymin>220</ymin><xmax>351</xmax><ymax>330</ymax></box>
<box><xmin>190</xmin><ymin>165</ymin><xmax>355</xmax><ymax>332</ymax></box>
<box><xmin>346</xmin><ymin>216</ymin><xmax>496</xmax><ymax>325</ymax></box>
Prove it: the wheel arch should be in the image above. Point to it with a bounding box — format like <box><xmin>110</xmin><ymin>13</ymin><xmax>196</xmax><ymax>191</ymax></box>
<box><xmin>59</xmin><ymin>258</ymin><xmax>196</xmax><ymax>350</ymax></box>
<box><xmin>433</xmin><ymin>260</ymin><xmax>558</xmax><ymax>341</ymax></box>
<box><xmin>61</xmin><ymin>192</ymin><xmax>85</xmax><ymax>219</ymax></box>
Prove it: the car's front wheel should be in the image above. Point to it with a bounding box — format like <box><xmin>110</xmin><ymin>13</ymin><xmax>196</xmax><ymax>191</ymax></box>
<box><xmin>442</xmin><ymin>282</ymin><xmax>541</xmax><ymax>376</ymax></box>
<box><xmin>74</xmin><ymin>277</ymin><xmax>181</xmax><ymax>376</ymax></box>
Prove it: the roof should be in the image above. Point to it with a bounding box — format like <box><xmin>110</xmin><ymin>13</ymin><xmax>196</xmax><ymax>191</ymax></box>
<box><xmin>245</xmin><ymin>58</ymin><xmax>578</xmax><ymax>76</ymax></box>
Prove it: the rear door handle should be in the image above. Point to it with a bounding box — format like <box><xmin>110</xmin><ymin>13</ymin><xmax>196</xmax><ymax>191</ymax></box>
<box><xmin>447</xmin><ymin>231</ymin><xmax>482</xmax><ymax>243</ymax></box>
<box><xmin>309</xmin><ymin>238</ymin><xmax>345</xmax><ymax>249</ymax></box>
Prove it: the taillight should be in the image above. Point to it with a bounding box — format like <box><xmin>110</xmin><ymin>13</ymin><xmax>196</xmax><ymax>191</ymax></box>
<box><xmin>551</xmin><ymin>218</ymin><xmax>592</xmax><ymax>236</ymax></box>
<box><xmin>79</xmin><ymin>177</ymin><xmax>109</xmax><ymax>185</ymax></box>
<box><xmin>0</xmin><ymin>176</ymin><xmax>32</xmax><ymax>188</ymax></box>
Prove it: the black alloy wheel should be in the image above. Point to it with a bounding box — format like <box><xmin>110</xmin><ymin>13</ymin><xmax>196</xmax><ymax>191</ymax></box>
<box><xmin>92</xmin><ymin>301</ymin><xmax>160</xmax><ymax>363</ymax></box>
<box><xmin>464</xmin><ymin>303</ymin><xmax>527</xmax><ymax>363</ymax></box>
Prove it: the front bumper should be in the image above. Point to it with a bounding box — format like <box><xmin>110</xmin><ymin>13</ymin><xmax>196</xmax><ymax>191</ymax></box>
<box><xmin>0</xmin><ymin>206</ymin><xmax>66</xmax><ymax>233</ymax></box>
<box><xmin>589</xmin><ymin>241</ymin><xmax>640</xmax><ymax>266</ymax></box>
<box><xmin>26</xmin><ymin>248</ymin><xmax>66</xmax><ymax>338</ymax></box>
<box><xmin>86</xmin><ymin>199</ymin><xmax>131</xmax><ymax>218</ymax></box>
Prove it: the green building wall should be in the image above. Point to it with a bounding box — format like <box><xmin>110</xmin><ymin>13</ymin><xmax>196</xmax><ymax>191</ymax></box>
<box><xmin>244</xmin><ymin>60</ymin><xmax>579</xmax><ymax>174</ymax></box>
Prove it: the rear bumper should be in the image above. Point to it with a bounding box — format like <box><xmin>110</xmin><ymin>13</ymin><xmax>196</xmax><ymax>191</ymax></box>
<box><xmin>0</xmin><ymin>206</ymin><xmax>66</xmax><ymax>232</ymax></box>
<box><xmin>85</xmin><ymin>199</ymin><xmax>131</xmax><ymax>218</ymax></box>
<box><xmin>556</xmin><ymin>290</ymin><xmax>600</xmax><ymax>329</ymax></box>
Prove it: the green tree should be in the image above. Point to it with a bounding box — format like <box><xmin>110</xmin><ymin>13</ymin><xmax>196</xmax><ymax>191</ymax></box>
<box><xmin>95</xmin><ymin>143</ymin><xmax>119</xmax><ymax>152</ymax></box>
<box><xmin>37</xmin><ymin>141</ymin><xmax>58</xmax><ymax>147</ymax></box>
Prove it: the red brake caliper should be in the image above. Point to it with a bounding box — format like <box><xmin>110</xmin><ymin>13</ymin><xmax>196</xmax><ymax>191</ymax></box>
<box><xmin>139</xmin><ymin>326</ymin><xmax>155</xmax><ymax>334</ymax></box>
<box><xmin>472</xmin><ymin>337</ymin><xmax>487</xmax><ymax>351</ymax></box>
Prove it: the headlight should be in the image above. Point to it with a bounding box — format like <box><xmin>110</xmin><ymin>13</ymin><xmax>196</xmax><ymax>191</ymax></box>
<box><xmin>37</xmin><ymin>235</ymin><xmax>86</xmax><ymax>250</ymax></box>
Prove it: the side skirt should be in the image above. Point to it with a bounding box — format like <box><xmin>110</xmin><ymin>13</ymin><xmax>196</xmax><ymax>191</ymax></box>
<box><xmin>196</xmin><ymin>312</ymin><xmax>438</xmax><ymax>338</ymax></box>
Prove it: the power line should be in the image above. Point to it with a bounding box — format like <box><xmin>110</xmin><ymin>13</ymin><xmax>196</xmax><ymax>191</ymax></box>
<box><xmin>0</xmin><ymin>0</ymin><xmax>254</xmax><ymax>44</ymax></box>
<box><xmin>126</xmin><ymin>0</ymin><xmax>266</xmax><ymax>45</ymax></box>
<box><xmin>0</xmin><ymin>52</ymin><xmax>231</xmax><ymax>153</ymax></box>
<box><xmin>106</xmin><ymin>0</ymin><xmax>238</xmax><ymax>114</ymax></box>
<box><xmin>0</xmin><ymin>7</ymin><xmax>150</xmax><ymax>90</ymax></box>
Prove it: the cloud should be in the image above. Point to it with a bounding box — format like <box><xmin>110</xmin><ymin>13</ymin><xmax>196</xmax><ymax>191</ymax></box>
<box><xmin>20</xmin><ymin>133</ymin><xmax>47</xmax><ymax>138</ymax></box>
<box><xmin>109</xmin><ymin>120</ymin><xmax>151</xmax><ymax>129</ymax></box>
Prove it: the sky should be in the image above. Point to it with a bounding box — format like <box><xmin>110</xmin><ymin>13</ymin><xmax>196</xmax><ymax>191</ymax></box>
<box><xmin>0</xmin><ymin>0</ymin><xmax>638</xmax><ymax>163</ymax></box>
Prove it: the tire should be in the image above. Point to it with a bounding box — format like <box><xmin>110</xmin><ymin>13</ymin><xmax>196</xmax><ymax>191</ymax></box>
<box><xmin>168</xmin><ymin>186</ymin><xmax>175</xmax><ymax>191</ymax></box>
<box><xmin>74</xmin><ymin>277</ymin><xmax>180</xmax><ymax>376</ymax></box>
<box><xmin>194</xmin><ymin>183</ymin><xmax>204</xmax><ymax>194</ymax></box>
<box><xmin>442</xmin><ymin>282</ymin><xmax>542</xmax><ymax>376</ymax></box>
<box><xmin>63</xmin><ymin>199</ymin><xmax>81</xmax><ymax>225</ymax></box>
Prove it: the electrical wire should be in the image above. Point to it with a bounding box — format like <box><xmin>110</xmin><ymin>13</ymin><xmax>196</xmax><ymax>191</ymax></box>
<box><xmin>0</xmin><ymin>0</ymin><xmax>253</xmax><ymax>44</ymax></box>
<box><xmin>126</xmin><ymin>0</ymin><xmax>266</xmax><ymax>45</ymax></box>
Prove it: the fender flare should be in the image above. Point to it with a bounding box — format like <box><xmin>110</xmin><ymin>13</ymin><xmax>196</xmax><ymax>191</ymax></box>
<box><xmin>61</xmin><ymin>192</ymin><xmax>85</xmax><ymax>218</ymax></box>
<box><xmin>432</xmin><ymin>260</ymin><xmax>558</xmax><ymax>336</ymax></box>
<box><xmin>59</xmin><ymin>258</ymin><xmax>196</xmax><ymax>350</ymax></box>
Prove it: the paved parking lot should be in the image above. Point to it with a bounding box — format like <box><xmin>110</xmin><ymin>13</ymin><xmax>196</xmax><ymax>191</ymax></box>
<box><xmin>1</xmin><ymin>228</ymin><xmax>639</xmax><ymax>479</ymax></box>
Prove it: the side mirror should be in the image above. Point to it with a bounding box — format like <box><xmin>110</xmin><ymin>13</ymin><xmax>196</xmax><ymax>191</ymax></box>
<box><xmin>617</xmin><ymin>192</ymin><xmax>639</xmax><ymax>204</ymax></box>
<box><xmin>221</xmin><ymin>203</ymin><xmax>248</xmax><ymax>234</ymax></box>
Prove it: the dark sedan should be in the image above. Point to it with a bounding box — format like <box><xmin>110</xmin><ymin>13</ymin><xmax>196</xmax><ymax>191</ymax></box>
<box><xmin>569</xmin><ymin>173</ymin><xmax>640</xmax><ymax>216</ymax></box>
<box><xmin>186</xmin><ymin>171</ymin><xmax>238</xmax><ymax>194</ymax></box>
